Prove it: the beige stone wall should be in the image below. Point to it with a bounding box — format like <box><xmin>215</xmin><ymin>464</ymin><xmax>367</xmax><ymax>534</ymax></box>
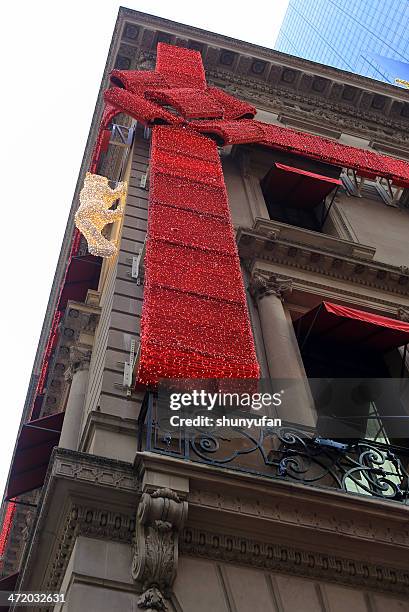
<box><xmin>224</xmin><ymin>141</ymin><xmax>409</xmax><ymax>269</ymax></box>
<box><xmin>55</xmin><ymin>541</ymin><xmax>408</xmax><ymax>612</ymax></box>
<box><xmin>336</xmin><ymin>192</ymin><xmax>409</xmax><ymax>267</ymax></box>
<box><xmin>80</xmin><ymin>132</ymin><xmax>149</xmax><ymax>462</ymax></box>
<box><xmin>173</xmin><ymin>557</ymin><xmax>407</xmax><ymax>612</ymax></box>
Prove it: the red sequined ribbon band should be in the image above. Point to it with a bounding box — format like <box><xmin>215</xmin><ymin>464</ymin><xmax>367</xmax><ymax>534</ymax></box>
<box><xmin>98</xmin><ymin>43</ymin><xmax>409</xmax><ymax>186</ymax></box>
<box><xmin>137</xmin><ymin>126</ymin><xmax>260</xmax><ymax>384</ymax></box>
<box><xmin>97</xmin><ymin>44</ymin><xmax>262</xmax><ymax>385</ymax></box>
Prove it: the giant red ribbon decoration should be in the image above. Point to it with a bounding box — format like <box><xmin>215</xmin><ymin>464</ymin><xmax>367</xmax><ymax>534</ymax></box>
<box><xmin>0</xmin><ymin>501</ymin><xmax>15</xmax><ymax>570</ymax></box>
<box><xmin>138</xmin><ymin>125</ymin><xmax>260</xmax><ymax>383</ymax></box>
<box><xmin>95</xmin><ymin>43</ymin><xmax>409</xmax><ymax>385</ymax></box>
<box><xmin>102</xmin><ymin>44</ymin><xmax>261</xmax><ymax>384</ymax></box>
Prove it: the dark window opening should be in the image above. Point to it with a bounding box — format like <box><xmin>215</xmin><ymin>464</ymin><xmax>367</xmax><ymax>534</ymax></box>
<box><xmin>301</xmin><ymin>339</ymin><xmax>408</xmax><ymax>444</ymax></box>
<box><xmin>263</xmin><ymin>198</ymin><xmax>323</xmax><ymax>232</ymax></box>
<box><xmin>261</xmin><ymin>153</ymin><xmax>342</xmax><ymax>232</ymax></box>
<box><xmin>294</xmin><ymin>302</ymin><xmax>409</xmax><ymax>445</ymax></box>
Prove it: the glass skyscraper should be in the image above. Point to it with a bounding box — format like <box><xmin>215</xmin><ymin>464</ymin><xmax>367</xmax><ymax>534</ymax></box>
<box><xmin>275</xmin><ymin>0</ymin><xmax>409</xmax><ymax>85</ymax></box>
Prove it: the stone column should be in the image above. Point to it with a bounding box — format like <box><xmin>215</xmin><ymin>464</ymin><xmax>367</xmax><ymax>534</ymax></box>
<box><xmin>250</xmin><ymin>272</ymin><xmax>316</xmax><ymax>427</ymax></box>
<box><xmin>59</xmin><ymin>345</ymin><xmax>91</xmax><ymax>451</ymax></box>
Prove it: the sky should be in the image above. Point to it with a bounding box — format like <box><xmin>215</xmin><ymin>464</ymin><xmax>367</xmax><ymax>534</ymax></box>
<box><xmin>0</xmin><ymin>1</ymin><xmax>289</xmax><ymax>501</ymax></box>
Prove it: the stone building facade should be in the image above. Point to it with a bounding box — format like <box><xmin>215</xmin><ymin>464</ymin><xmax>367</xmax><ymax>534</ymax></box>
<box><xmin>1</xmin><ymin>7</ymin><xmax>409</xmax><ymax>611</ymax></box>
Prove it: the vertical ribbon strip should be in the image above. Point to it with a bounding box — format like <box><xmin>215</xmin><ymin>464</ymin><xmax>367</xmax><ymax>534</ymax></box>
<box><xmin>136</xmin><ymin>126</ymin><xmax>260</xmax><ymax>384</ymax></box>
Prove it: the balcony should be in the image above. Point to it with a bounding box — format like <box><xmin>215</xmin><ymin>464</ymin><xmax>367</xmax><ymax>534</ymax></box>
<box><xmin>138</xmin><ymin>393</ymin><xmax>409</xmax><ymax>504</ymax></box>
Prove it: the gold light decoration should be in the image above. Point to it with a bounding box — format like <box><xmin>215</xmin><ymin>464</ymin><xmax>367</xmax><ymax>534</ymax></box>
<box><xmin>75</xmin><ymin>172</ymin><xmax>127</xmax><ymax>258</ymax></box>
<box><xmin>395</xmin><ymin>78</ymin><xmax>409</xmax><ymax>89</ymax></box>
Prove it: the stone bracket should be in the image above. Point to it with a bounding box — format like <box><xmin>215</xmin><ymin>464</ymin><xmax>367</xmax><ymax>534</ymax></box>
<box><xmin>132</xmin><ymin>488</ymin><xmax>188</xmax><ymax>611</ymax></box>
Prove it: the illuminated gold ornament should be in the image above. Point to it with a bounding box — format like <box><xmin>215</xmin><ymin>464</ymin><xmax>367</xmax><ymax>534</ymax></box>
<box><xmin>395</xmin><ymin>78</ymin><xmax>409</xmax><ymax>89</ymax></box>
<box><xmin>75</xmin><ymin>172</ymin><xmax>127</xmax><ymax>258</ymax></box>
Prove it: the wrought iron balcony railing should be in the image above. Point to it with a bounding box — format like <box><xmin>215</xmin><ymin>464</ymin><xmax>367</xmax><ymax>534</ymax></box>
<box><xmin>137</xmin><ymin>393</ymin><xmax>409</xmax><ymax>503</ymax></box>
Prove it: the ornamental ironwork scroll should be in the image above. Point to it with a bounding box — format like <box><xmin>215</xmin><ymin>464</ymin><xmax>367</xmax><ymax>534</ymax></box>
<box><xmin>141</xmin><ymin>394</ymin><xmax>409</xmax><ymax>503</ymax></box>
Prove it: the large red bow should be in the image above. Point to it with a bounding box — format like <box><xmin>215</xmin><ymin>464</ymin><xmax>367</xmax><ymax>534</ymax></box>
<box><xmin>91</xmin><ymin>43</ymin><xmax>409</xmax><ymax>386</ymax></box>
<box><xmin>96</xmin><ymin>43</ymin><xmax>409</xmax><ymax>185</ymax></box>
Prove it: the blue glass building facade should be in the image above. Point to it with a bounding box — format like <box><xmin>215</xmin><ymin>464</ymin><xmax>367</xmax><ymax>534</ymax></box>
<box><xmin>275</xmin><ymin>0</ymin><xmax>409</xmax><ymax>85</ymax></box>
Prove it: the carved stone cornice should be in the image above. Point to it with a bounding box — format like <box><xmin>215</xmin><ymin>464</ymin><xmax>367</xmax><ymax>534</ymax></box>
<box><xmin>118</xmin><ymin>9</ymin><xmax>409</xmax><ymax>149</ymax></box>
<box><xmin>249</xmin><ymin>272</ymin><xmax>293</xmax><ymax>301</ymax></box>
<box><xmin>49</xmin><ymin>448</ymin><xmax>139</xmax><ymax>492</ymax></box>
<box><xmin>132</xmin><ymin>488</ymin><xmax>188</xmax><ymax>611</ymax></box>
<box><xmin>398</xmin><ymin>307</ymin><xmax>409</xmax><ymax>322</ymax></box>
<box><xmin>180</xmin><ymin>527</ymin><xmax>409</xmax><ymax>595</ymax></box>
<box><xmin>41</xmin><ymin>299</ymin><xmax>100</xmax><ymax>416</ymax></box>
<box><xmin>46</xmin><ymin>504</ymin><xmax>136</xmax><ymax>590</ymax></box>
<box><xmin>135</xmin><ymin>454</ymin><xmax>409</xmax><ymax>576</ymax></box>
<box><xmin>238</xmin><ymin>220</ymin><xmax>409</xmax><ymax>301</ymax></box>
<box><xmin>17</xmin><ymin>449</ymin><xmax>141</xmax><ymax>593</ymax></box>
<box><xmin>118</xmin><ymin>8</ymin><xmax>408</xmax><ymax>100</ymax></box>
<box><xmin>206</xmin><ymin>73</ymin><xmax>409</xmax><ymax>146</ymax></box>
<box><xmin>15</xmin><ymin>449</ymin><xmax>409</xmax><ymax>600</ymax></box>
<box><xmin>64</xmin><ymin>344</ymin><xmax>92</xmax><ymax>382</ymax></box>
<box><xmin>133</xmin><ymin>51</ymin><xmax>409</xmax><ymax>147</ymax></box>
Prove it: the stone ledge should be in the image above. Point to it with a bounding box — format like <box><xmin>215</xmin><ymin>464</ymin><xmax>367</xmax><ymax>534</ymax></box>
<box><xmin>14</xmin><ymin>449</ymin><xmax>409</xmax><ymax>598</ymax></box>
<box><xmin>252</xmin><ymin>217</ymin><xmax>377</xmax><ymax>260</ymax></box>
<box><xmin>237</xmin><ymin>219</ymin><xmax>409</xmax><ymax>301</ymax></box>
<box><xmin>15</xmin><ymin>449</ymin><xmax>140</xmax><ymax>593</ymax></box>
<box><xmin>137</xmin><ymin>453</ymin><xmax>409</xmax><ymax>594</ymax></box>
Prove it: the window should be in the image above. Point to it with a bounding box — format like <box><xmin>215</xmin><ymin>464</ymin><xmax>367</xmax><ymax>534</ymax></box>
<box><xmin>294</xmin><ymin>301</ymin><xmax>409</xmax><ymax>444</ymax></box>
<box><xmin>261</xmin><ymin>154</ymin><xmax>342</xmax><ymax>233</ymax></box>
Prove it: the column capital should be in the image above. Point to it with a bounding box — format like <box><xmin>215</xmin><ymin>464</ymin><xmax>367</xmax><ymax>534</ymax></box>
<box><xmin>249</xmin><ymin>272</ymin><xmax>293</xmax><ymax>301</ymax></box>
<box><xmin>64</xmin><ymin>345</ymin><xmax>92</xmax><ymax>382</ymax></box>
<box><xmin>398</xmin><ymin>307</ymin><xmax>409</xmax><ymax>322</ymax></box>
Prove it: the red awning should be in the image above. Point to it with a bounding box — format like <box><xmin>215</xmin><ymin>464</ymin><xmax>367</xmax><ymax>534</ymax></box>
<box><xmin>296</xmin><ymin>301</ymin><xmax>409</xmax><ymax>353</ymax></box>
<box><xmin>0</xmin><ymin>572</ymin><xmax>18</xmax><ymax>591</ymax></box>
<box><xmin>6</xmin><ymin>412</ymin><xmax>64</xmax><ymax>500</ymax></box>
<box><xmin>59</xmin><ymin>254</ymin><xmax>102</xmax><ymax>310</ymax></box>
<box><xmin>0</xmin><ymin>572</ymin><xmax>19</xmax><ymax>611</ymax></box>
<box><xmin>262</xmin><ymin>163</ymin><xmax>342</xmax><ymax>209</ymax></box>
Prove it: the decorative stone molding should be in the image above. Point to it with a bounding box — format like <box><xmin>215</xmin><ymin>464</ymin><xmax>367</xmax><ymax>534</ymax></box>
<box><xmin>137</xmin><ymin>587</ymin><xmax>167</xmax><ymax>611</ymax></box>
<box><xmin>51</xmin><ymin>449</ymin><xmax>140</xmax><ymax>492</ymax></box>
<box><xmin>249</xmin><ymin>272</ymin><xmax>293</xmax><ymax>301</ymax></box>
<box><xmin>398</xmin><ymin>307</ymin><xmax>409</xmax><ymax>322</ymax></box>
<box><xmin>42</xmin><ymin>300</ymin><xmax>100</xmax><ymax>417</ymax></box>
<box><xmin>188</xmin><ymin>484</ymin><xmax>409</xmax><ymax>548</ymax></box>
<box><xmin>220</xmin><ymin>78</ymin><xmax>409</xmax><ymax>146</ymax></box>
<box><xmin>254</xmin><ymin>223</ymin><xmax>281</xmax><ymax>243</ymax></box>
<box><xmin>120</xmin><ymin>10</ymin><xmax>408</xmax><ymax>96</ymax></box>
<box><xmin>238</xmin><ymin>221</ymin><xmax>409</xmax><ymax>299</ymax></box>
<box><xmin>16</xmin><ymin>450</ymin><xmax>409</xmax><ymax>600</ymax></box>
<box><xmin>132</xmin><ymin>488</ymin><xmax>188</xmax><ymax>610</ymax></box>
<box><xmin>45</xmin><ymin>504</ymin><xmax>136</xmax><ymax>590</ymax></box>
<box><xmin>64</xmin><ymin>345</ymin><xmax>92</xmax><ymax>382</ymax></box>
<box><xmin>180</xmin><ymin>527</ymin><xmax>409</xmax><ymax>595</ymax></box>
<box><xmin>120</xmin><ymin>10</ymin><xmax>409</xmax><ymax>149</ymax></box>
<box><xmin>134</xmin><ymin>56</ymin><xmax>408</xmax><ymax>147</ymax></box>
<box><xmin>32</xmin><ymin>450</ymin><xmax>141</xmax><ymax>590</ymax></box>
